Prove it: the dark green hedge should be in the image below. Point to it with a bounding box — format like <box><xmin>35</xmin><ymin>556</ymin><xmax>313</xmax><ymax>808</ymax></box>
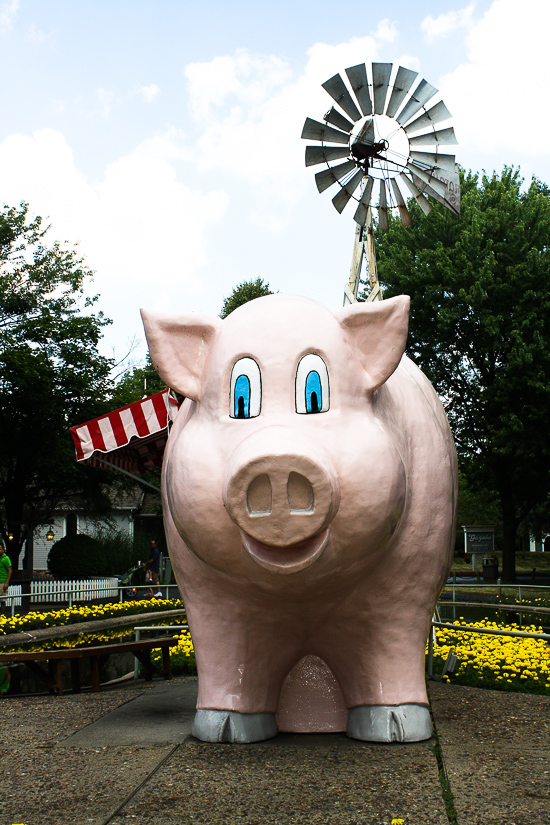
<box><xmin>47</xmin><ymin>534</ymin><xmax>107</xmax><ymax>579</ymax></box>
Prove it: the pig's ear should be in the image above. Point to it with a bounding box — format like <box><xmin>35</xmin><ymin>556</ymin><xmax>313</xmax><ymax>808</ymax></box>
<box><xmin>334</xmin><ymin>295</ymin><xmax>410</xmax><ymax>391</ymax></box>
<box><xmin>140</xmin><ymin>309</ymin><xmax>222</xmax><ymax>400</ymax></box>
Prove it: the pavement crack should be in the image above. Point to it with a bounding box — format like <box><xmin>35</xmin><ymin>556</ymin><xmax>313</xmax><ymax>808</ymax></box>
<box><xmin>100</xmin><ymin>743</ymin><xmax>180</xmax><ymax>825</ymax></box>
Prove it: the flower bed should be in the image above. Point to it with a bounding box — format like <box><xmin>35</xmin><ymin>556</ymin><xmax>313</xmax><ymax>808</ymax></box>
<box><xmin>151</xmin><ymin>628</ymin><xmax>196</xmax><ymax>675</ymax></box>
<box><xmin>429</xmin><ymin>618</ymin><xmax>550</xmax><ymax>695</ymax></box>
<box><xmin>0</xmin><ymin>598</ymin><xmax>184</xmax><ymax>637</ymax></box>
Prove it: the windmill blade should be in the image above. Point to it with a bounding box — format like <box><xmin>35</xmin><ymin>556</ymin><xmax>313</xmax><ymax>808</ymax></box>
<box><xmin>385</xmin><ymin>66</ymin><xmax>418</xmax><ymax>118</ymax></box>
<box><xmin>390</xmin><ymin>178</ymin><xmax>413</xmax><ymax>227</ymax></box>
<box><xmin>305</xmin><ymin>145</ymin><xmax>351</xmax><ymax>167</ymax></box>
<box><xmin>378</xmin><ymin>179</ymin><xmax>389</xmax><ymax>231</ymax></box>
<box><xmin>345</xmin><ymin>63</ymin><xmax>372</xmax><ymax>115</ymax></box>
<box><xmin>315</xmin><ymin>159</ymin><xmax>357</xmax><ymax>193</ymax></box>
<box><xmin>396</xmin><ymin>79</ymin><xmax>438</xmax><ymax>125</ymax></box>
<box><xmin>408</xmin><ymin>126</ymin><xmax>458</xmax><ymax>146</ymax></box>
<box><xmin>404</xmin><ymin>101</ymin><xmax>452</xmax><ymax>134</ymax></box>
<box><xmin>412</xmin><ymin>174</ymin><xmax>453</xmax><ymax>213</ymax></box>
<box><xmin>372</xmin><ymin>62</ymin><xmax>392</xmax><ymax>114</ymax></box>
<box><xmin>410</xmin><ymin>159</ymin><xmax>460</xmax><ymax>214</ymax></box>
<box><xmin>332</xmin><ymin>169</ymin><xmax>364</xmax><ymax>213</ymax></box>
<box><xmin>407</xmin><ymin>163</ymin><xmax>448</xmax><ymax>198</ymax></box>
<box><xmin>353</xmin><ymin>176</ymin><xmax>374</xmax><ymax>226</ymax></box>
<box><xmin>354</xmin><ymin>118</ymin><xmax>375</xmax><ymax>144</ymax></box>
<box><xmin>400</xmin><ymin>173</ymin><xmax>433</xmax><ymax>216</ymax></box>
<box><xmin>431</xmin><ymin>164</ymin><xmax>461</xmax><ymax>215</ymax></box>
<box><xmin>301</xmin><ymin>117</ymin><xmax>351</xmax><ymax>145</ymax></box>
<box><xmin>410</xmin><ymin>151</ymin><xmax>456</xmax><ymax>172</ymax></box>
<box><xmin>324</xmin><ymin>106</ymin><xmax>355</xmax><ymax>133</ymax></box>
<box><xmin>411</xmin><ymin>171</ymin><xmax>459</xmax><ymax>215</ymax></box>
<box><xmin>321</xmin><ymin>73</ymin><xmax>362</xmax><ymax>122</ymax></box>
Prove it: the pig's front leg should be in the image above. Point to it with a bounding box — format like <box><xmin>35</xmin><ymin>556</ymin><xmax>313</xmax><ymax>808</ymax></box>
<box><xmin>190</xmin><ymin>609</ymin><xmax>297</xmax><ymax>743</ymax></box>
<box><xmin>192</xmin><ymin>709</ymin><xmax>277</xmax><ymax>744</ymax></box>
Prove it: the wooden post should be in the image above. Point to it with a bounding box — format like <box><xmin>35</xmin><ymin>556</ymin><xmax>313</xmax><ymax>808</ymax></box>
<box><xmin>344</xmin><ymin>221</ymin><xmax>364</xmax><ymax>305</ymax></box>
<box><xmin>365</xmin><ymin>208</ymin><xmax>382</xmax><ymax>302</ymax></box>
<box><xmin>343</xmin><ymin>201</ymin><xmax>383</xmax><ymax>305</ymax></box>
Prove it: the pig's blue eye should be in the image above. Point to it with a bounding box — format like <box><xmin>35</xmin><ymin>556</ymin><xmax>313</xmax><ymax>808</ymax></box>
<box><xmin>234</xmin><ymin>375</ymin><xmax>250</xmax><ymax>418</ymax></box>
<box><xmin>305</xmin><ymin>371</ymin><xmax>322</xmax><ymax>413</ymax></box>
<box><xmin>296</xmin><ymin>354</ymin><xmax>329</xmax><ymax>414</ymax></box>
<box><xmin>230</xmin><ymin>357</ymin><xmax>261</xmax><ymax>419</ymax></box>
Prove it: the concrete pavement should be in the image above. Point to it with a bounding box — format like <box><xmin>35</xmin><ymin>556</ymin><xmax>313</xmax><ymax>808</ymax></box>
<box><xmin>0</xmin><ymin>676</ymin><xmax>548</xmax><ymax>824</ymax></box>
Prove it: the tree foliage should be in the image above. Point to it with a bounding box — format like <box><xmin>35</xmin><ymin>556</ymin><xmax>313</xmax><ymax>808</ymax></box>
<box><xmin>219</xmin><ymin>278</ymin><xmax>273</xmax><ymax>319</ymax></box>
<box><xmin>111</xmin><ymin>353</ymin><xmax>166</xmax><ymax>408</ymax></box>
<box><xmin>374</xmin><ymin>168</ymin><xmax>550</xmax><ymax>581</ymax></box>
<box><xmin>0</xmin><ymin>203</ymin><xmax>115</xmax><ymax>568</ymax></box>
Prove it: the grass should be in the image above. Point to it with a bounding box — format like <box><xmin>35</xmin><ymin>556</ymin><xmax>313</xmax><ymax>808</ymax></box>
<box><xmin>451</xmin><ymin>550</ymin><xmax>550</xmax><ymax>575</ymax></box>
<box><xmin>431</xmin><ymin>730</ymin><xmax>458</xmax><ymax>824</ymax></box>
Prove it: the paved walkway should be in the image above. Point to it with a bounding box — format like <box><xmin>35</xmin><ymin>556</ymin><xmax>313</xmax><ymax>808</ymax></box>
<box><xmin>0</xmin><ymin>677</ymin><xmax>548</xmax><ymax>824</ymax></box>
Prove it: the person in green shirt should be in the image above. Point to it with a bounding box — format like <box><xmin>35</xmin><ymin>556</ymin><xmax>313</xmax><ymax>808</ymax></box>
<box><xmin>0</xmin><ymin>541</ymin><xmax>12</xmax><ymax>616</ymax></box>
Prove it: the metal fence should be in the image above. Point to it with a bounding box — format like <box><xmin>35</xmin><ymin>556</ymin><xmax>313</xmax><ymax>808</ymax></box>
<box><xmin>443</xmin><ymin>581</ymin><xmax>550</xmax><ymax>603</ymax></box>
<box><xmin>1</xmin><ymin>580</ymin><xmax>178</xmax><ymax>616</ymax></box>
<box><xmin>3</xmin><ymin>578</ymin><xmax>118</xmax><ymax>613</ymax></box>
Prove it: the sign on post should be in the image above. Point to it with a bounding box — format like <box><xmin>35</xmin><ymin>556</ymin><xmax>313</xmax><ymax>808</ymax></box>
<box><xmin>463</xmin><ymin>525</ymin><xmax>495</xmax><ymax>571</ymax></box>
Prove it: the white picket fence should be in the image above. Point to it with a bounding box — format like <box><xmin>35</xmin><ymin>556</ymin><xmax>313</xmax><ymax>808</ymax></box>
<box><xmin>4</xmin><ymin>577</ymin><xmax>118</xmax><ymax>608</ymax></box>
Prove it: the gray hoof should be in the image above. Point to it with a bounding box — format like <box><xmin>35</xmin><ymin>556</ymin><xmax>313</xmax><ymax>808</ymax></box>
<box><xmin>192</xmin><ymin>710</ymin><xmax>278</xmax><ymax>743</ymax></box>
<box><xmin>347</xmin><ymin>704</ymin><xmax>432</xmax><ymax>742</ymax></box>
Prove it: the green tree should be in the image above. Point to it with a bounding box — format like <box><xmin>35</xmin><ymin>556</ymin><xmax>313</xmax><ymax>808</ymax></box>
<box><xmin>0</xmin><ymin>202</ymin><xmax>115</xmax><ymax>571</ymax></box>
<box><xmin>111</xmin><ymin>352</ymin><xmax>166</xmax><ymax>408</ymax></box>
<box><xmin>219</xmin><ymin>278</ymin><xmax>273</xmax><ymax>319</ymax></box>
<box><xmin>374</xmin><ymin>168</ymin><xmax>550</xmax><ymax>582</ymax></box>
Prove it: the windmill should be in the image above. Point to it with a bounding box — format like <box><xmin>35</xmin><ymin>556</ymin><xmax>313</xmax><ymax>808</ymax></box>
<box><xmin>301</xmin><ymin>62</ymin><xmax>460</xmax><ymax>304</ymax></box>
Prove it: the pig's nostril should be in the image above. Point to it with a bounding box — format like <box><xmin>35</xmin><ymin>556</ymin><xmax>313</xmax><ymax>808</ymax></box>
<box><xmin>247</xmin><ymin>474</ymin><xmax>272</xmax><ymax>515</ymax></box>
<box><xmin>287</xmin><ymin>472</ymin><xmax>314</xmax><ymax>513</ymax></box>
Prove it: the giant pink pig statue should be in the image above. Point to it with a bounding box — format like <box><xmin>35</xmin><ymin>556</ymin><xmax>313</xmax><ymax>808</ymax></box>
<box><xmin>141</xmin><ymin>293</ymin><xmax>457</xmax><ymax>743</ymax></box>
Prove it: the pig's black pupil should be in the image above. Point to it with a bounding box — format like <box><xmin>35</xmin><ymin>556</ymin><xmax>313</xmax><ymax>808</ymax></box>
<box><xmin>310</xmin><ymin>392</ymin><xmax>319</xmax><ymax>413</ymax></box>
<box><xmin>237</xmin><ymin>396</ymin><xmax>246</xmax><ymax>418</ymax></box>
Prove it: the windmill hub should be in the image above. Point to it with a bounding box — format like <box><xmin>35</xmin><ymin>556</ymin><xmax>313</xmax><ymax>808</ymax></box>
<box><xmin>301</xmin><ymin>61</ymin><xmax>460</xmax><ymax>227</ymax></box>
<box><xmin>351</xmin><ymin>136</ymin><xmax>389</xmax><ymax>165</ymax></box>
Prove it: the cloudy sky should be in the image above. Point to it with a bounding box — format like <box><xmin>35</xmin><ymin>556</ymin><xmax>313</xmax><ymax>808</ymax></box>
<box><xmin>0</xmin><ymin>0</ymin><xmax>547</xmax><ymax>363</ymax></box>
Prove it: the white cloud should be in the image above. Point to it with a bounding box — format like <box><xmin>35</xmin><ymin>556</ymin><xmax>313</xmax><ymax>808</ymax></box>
<box><xmin>97</xmin><ymin>88</ymin><xmax>115</xmax><ymax>118</ymax></box>
<box><xmin>27</xmin><ymin>23</ymin><xmax>48</xmax><ymax>42</ymax></box>
<box><xmin>0</xmin><ymin>128</ymin><xmax>229</xmax><ymax>351</ymax></box>
<box><xmin>138</xmin><ymin>83</ymin><xmax>160</xmax><ymax>103</ymax></box>
<box><xmin>439</xmin><ymin>0</ymin><xmax>550</xmax><ymax>172</ymax></box>
<box><xmin>185</xmin><ymin>49</ymin><xmax>293</xmax><ymax>122</ymax></box>
<box><xmin>372</xmin><ymin>18</ymin><xmax>398</xmax><ymax>43</ymax></box>
<box><xmin>0</xmin><ymin>0</ymin><xmax>18</xmax><ymax>33</ymax></box>
<box><xmin>421</xmin><ymin>4</ymin><xmax>475</xmax><ymax>42</ymax></box>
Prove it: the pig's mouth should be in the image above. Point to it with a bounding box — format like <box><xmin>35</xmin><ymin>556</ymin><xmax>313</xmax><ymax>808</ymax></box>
<box><xmin>240</xmin><ymin>529</ymin><xmax>330</xmax><ymax>574</ymax></box>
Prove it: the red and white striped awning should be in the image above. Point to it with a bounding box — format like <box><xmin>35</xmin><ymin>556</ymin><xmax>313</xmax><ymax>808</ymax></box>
<box><xmin>70</xmin><ymin>390</ymin><xmax>176</xmax><ymax>476</ymax></box>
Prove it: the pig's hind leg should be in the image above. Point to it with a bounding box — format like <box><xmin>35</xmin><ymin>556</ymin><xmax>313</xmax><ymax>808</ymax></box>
<box><xmin>346</xmin><ymin>704</ymin><xmax>432</xmax><ymax>742</ymax></box>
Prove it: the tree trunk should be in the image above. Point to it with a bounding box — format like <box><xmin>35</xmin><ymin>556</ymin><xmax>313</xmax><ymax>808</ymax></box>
<box><xmin>501</xmin><ymin>497</ymin><xmax>517</xmax><ymax>583</ymax></box>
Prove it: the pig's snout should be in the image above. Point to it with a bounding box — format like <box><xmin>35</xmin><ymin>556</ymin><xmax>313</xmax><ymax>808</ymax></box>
<box><xmin>223</xmin><ymin>431</ymin><xmax>340</xmax><ymax>550</ymax></box>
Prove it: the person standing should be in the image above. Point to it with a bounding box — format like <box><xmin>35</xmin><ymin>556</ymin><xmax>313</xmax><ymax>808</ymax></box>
<box><xmin>0</xmin><ymin>541</ymin><xmax>12</xmax><ymax>616</ymax></box>
<box><xmin>147</xmin><ymin>540</ymin><xmax>160</xmax><ymax>588</ymax></box>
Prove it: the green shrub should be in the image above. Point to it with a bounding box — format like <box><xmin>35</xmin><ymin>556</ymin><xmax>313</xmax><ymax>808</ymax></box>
<box><xmin>48</xmin><ymin>534</ymin><xmax>107</xmax><ymax>579</ymax></box>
